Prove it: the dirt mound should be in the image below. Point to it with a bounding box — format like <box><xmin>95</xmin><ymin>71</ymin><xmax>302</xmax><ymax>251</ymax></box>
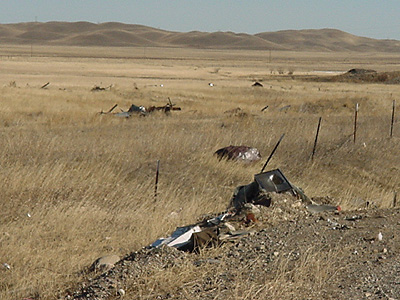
<box><xmin>64</xmin><ymin>189</ymin><xmax>400</xmax><ymax>299</ymax></box>
<box><xmin>346</xmin><ymin>68</ymin><xmax>377</xmax><ymax>75</ymax></box>
<box><xmin>310</xmin><ymin>69</ymin><xmax>400</xmax><ymax>84</ymax></box>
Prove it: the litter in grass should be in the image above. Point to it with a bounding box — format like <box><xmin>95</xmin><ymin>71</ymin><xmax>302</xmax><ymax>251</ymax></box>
<box><xmin>99</xmin><ymin>98</ymin><xmax>181</xmax><ymax>118</ymax></box>
<box><xmin>214</xmin><ymin>145</ymin><xmax>261</xmax><ymax>162</ymax></box>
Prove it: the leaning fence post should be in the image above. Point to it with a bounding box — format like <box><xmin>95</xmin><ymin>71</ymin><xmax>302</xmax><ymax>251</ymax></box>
<box><xmin>154</xmin><ymin>160</ymin><xmax>160</xmax><ymax>200</ymax></box>
<box><xmin>260</xmin><ymin>133</ymin><xmax>285</xmax><ymax>173</ymax></box>
<box><xmin>353</xmin><ymin>103</ymin><xmax>359</xmax><ymax>143</ymax></box>
<box><xmin>390</xmin><ymin>100</ymin><xmax>396</xmax><ymax>138</ymax></box>
<box><xmin>311</xmin><ymin>117</ymin><xmax>322</xmax><ymax>160</ymax></box>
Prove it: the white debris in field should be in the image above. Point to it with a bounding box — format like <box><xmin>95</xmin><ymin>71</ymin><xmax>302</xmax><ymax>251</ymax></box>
<box><xmin>3</xmin><ymin>263</ymin><xmax>11</xmax><ymax>270</ymax></box>
<box><xmin>378</xmin><ymin>232</ymin><xmax>383</xmax><ymax>241</ymax></box>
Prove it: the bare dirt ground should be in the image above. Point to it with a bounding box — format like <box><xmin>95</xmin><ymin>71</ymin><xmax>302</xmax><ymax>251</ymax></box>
<box><xmin>65</xmin><ymin>194</ymin><xmax>400</xmax><ymax>300</ymax></box>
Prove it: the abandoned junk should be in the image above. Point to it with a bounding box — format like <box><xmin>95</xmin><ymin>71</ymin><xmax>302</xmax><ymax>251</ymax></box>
<box><xmin>91</xmin><ymin>85</ymin><xmax>113</xmax><ymax>91</ymax></box>
<box><xmin>99</xmin><ymin>100</ymin><xmax>181</xmax><ymax>118</ymax></box>
<box><xmin>150</xmin><ymin>168</ymin><xmax>340</xmax><ymax>253</ymax></box>
<box><xmin>214</xmin><ymin>145</ymin><xmax>261</xmax><ymax>162</ymax></box>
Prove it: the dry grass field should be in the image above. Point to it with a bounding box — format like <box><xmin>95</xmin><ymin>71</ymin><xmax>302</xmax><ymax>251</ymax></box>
<box><xmin>1</xmin><ymin>45</ymin><xmax>400</xmax><ymax>299</ymax></box>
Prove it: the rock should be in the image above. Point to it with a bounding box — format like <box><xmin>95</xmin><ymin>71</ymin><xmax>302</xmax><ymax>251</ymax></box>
<box><xmin>89</xmin><ymin>254</ymin><xmax>120</xmax><ymax>272</ymax></box>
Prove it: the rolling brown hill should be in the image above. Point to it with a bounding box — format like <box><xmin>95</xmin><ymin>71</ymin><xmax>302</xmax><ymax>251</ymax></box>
<box><xmin>1</xmin><ymin>21</ymin><xmax>400</xmax><ymax>52</ymax></box>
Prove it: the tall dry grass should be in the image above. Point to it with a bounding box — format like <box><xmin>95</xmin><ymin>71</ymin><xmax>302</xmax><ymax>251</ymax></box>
<box><xmin>0</xmin><ymin>48</ymin><xmax>400</xmax><ymax>299</ymax></box>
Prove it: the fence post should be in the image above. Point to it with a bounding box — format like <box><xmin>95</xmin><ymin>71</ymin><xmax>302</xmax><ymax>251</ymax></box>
<box><xmin>353</xmin><ymin>103</ymin><xmax>359</xmax><ymax>143</ymax></box>
<box><xmin>154</xmin><ymin>160</ymin><xmax>160</xmax><ymax>200</ymax></box>
<box><xmin>260</xmin><ymin>134</ymin><xmax>285</xmax><ymax>173</ymax></box>
<box><xmin>390</xmin><ymin>100</ymin><xmax>396</xmax><ymax>138</ymax></box>
<box><xmin>311</xmin><ymin>117</ymin><xmax>322</xmax><ymax>160</ymax></box>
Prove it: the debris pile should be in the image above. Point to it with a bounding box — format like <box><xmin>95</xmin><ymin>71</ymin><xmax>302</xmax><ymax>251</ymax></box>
<box><xmin>99</xmin><ymin>99</ymin><xmax>181</xmax><ymax>118</ymax></box>
<box><xmin>150</xmin><ymin>169</ymin><xmax>340</xmax><ymax>253</ymax></box>
<box><xmin>65</xmin><ymin>169</ymin><xmax>349</xmax><ymax>300</ymax></box>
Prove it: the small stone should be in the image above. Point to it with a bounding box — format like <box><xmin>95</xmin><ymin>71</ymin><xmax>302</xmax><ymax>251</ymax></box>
<box><xmin>383</xmin><ymin>248</ymin><xmax>388</xmax><ymax>253</ymax></box>
<box><xmin>117</xmin><ymin>289</ymin><xmax>125</xmax><ymax>296</ymax></box>
<box><xmin>365</xmin><ymin>292</ymin><xmax>372</xmax><ymax>297</ymax></box>
<box><xmin>90</xmin><ymin>255</ymin><xmax>120</xmax><ymax>272</ymax></box>
<box><xmin>273</xmin><ymin>251</ymin><xmax>279</xmax><ymax>257</ymax></box>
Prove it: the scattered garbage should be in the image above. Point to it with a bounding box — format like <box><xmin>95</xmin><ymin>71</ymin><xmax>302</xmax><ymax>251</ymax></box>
<box><xmin>146</xmin><ymin>98</ymin><xmax>182</xmax><ymax>114</ymax></box>
<box><xmin>91</xmin><ymin>84</ymin><xmax>112</xmax><ymax>91</ymax></box>
<box><xmin>149</xmin><ymin>166</ymin><xmax>341</xmax><ymax>254</ymax></box>
<box><xmin>344</xmin><ymin>215</ymin><xmax>362</xmax><ymax>221</ymax></box>
<box><xmin>327</xmin><ymin>218</ymin><xmax>349</xmax><ymax>230</ymax></box>
<box><xmin>114</xmin><ymin>104</ymin><xmax>147</xmax><ymax>118</ymax></box>
<box><xmin>3</xmin><ymin>263</ymin><xmax>11</xmax><ymax>270</ymax></box>
<box><xmin>252</xmin><ymin>82</ymin><xmax>263</xmax><ymax>87</ymax></box>
<box><xmin>151</xmin><ymin>213</ymin><xmax>230</xmax><ymax>252</ymax></box>
<box><xmin>214</xmin><ymin>145</ymin><xmax>261</xmax><ymax>162</ymax></box>
<box><xmin>99</xmin><ymin>99</ymin><xmax>181</xmax><ymax>118</ymax></box>
<box><xmin>208</xmin><ymin>83</ymin><xmax>214</xmax><ymax>87</ymax></box>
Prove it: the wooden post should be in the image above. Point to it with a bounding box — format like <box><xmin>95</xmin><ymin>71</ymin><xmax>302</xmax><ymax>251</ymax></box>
<box><xmin>390</xmin><ymin>100</ymin><xmax>396</xmax><ymax>138</ymax></box>
<box><xmin>260</xmin><ymin>133</ymin><xmax>285</xmax><ymax>173</ymax></box>
<box><xmin>41</xmin><ymin>82</ymin><xmax>50</xmax><ymax>89</ymax></box>
<box><xmin>353</xmin><ymin>103</ymin><xmax>359</xmax><ymax>143</ymax></box>
<box><xmin>311</xmin><ymin>117</ymin><xmax>322</xmax><ymax>160</ymax></box>
<box><xmin>154</xmin><ymin>160</ymin><xmax>160</xmax><ymax>200</ymax></box>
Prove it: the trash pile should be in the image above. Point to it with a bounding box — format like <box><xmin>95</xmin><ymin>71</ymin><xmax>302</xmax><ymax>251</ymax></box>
<box><xmin>66</xmin><ymin>165</ymin><xmax>344</xmax><ymax>300</ymax></box>
<box><xmin>150</xmin><ymin>168</ymin><xmax>340</xmax><ymax>253</ymax></box>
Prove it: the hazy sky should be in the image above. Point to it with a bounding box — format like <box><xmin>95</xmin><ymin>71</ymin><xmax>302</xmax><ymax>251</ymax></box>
<box><xmin>0</xmin><ymin>1</ymin><xmax>399</xmax><ymax>40</ymax></box>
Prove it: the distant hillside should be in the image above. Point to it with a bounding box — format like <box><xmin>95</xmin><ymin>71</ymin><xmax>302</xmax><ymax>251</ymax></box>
<box><xmin>1</xmin><ymin>21</ymin><xmax>400</xmax><ymax>52</ymax></box>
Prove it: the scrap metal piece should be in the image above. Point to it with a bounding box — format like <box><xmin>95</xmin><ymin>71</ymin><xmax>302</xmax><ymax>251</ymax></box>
<box><xmin>215</xmin><ymin>145</ymin><xmax>261</xmax><ymax>162</ymax></box>
<box><xmin>151</xmin><ymin>225</ymin><xmax>202</xmax><ymax>251</ymax></box>
<box><xmin>114</xmin><ymin>104</ymin><xmax>147</xmax><ymax>117</ymax></box>
<box><xmin>254</xmin><ymin>169</ymin><xmax>293</xmax><ymax>194</ymax></box>
<box><xmin>230</xmin><ymin>169</ymin><xmax>306</xmax><ymax>210</ymax></box>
